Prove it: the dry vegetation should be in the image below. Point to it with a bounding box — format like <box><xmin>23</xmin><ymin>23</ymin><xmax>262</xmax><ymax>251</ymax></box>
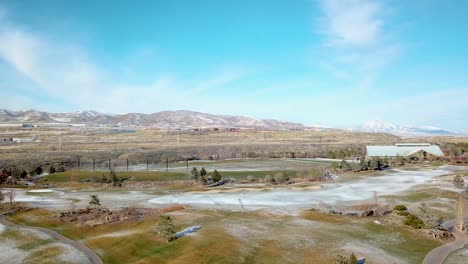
<box><xmin>6</xmin><ymin>206</ymin><xmax>444</xmax><ymax>264</ymax></box>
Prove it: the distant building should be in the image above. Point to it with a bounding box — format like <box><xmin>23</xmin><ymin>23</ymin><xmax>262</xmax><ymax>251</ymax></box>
<box><xmin>366</xmin><ymin>143</ymin><xmax>444</xmax><ymax>160</ymax></box>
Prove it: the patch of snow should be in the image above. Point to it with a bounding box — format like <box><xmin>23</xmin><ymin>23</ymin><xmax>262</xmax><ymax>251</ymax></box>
<box><xmin>148</xmin><ymin>165</ymin><xmax>465</xmax><ymax>209</ymax></box>
<box><xmin>27</xmin><ymin>189</ymin><xmax>54</xmax><ymax>193</ymax></box>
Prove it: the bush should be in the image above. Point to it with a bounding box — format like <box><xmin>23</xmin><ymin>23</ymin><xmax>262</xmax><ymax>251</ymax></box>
<box><xmin>274</xmin><ymin>172</ymin><xmax>290</xmax><ymax>184</ymax></box>
<box><xmin>397</xmin><ymin>211</ymin><xmax>410</xmax><ymax>216</ymax></box>
<box><xmin>403</xmin><ymin>214</ymin><xmax>425</xmax><ymax>229</ymax></box>
<box><xmin>264</xmin><ymin>174</ymin><xmax>275</xmax><ymax>184</ymax></box>
<box><xmin>394</xmin><ymin>205</ymin><xmax>407</xmax><ymax>211</ymax></box>
<box><xmin>156</xmin><ymin>215</ymin><xmax>176</xmax><ymax>241</ymax></box>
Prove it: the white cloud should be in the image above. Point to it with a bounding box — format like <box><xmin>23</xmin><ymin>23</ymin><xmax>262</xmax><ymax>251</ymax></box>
<box><xmin>319</xmin><ymin>0</ymin><xmax>382</xmax><ymax>47</ymax></box>
<box><xmin>0</xmin><ymin>8</ymin><xmax>248</xmax><ymax>113</ymax></box>
<box><xmin>316</xmin><ymin>0</ymin><xmax>400</xmax><ymax>95</ymax></box>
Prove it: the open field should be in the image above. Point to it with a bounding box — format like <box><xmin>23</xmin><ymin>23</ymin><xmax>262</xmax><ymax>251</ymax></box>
<box><xmin>0</xmin><ymin>127</ymin><xmax>401</xmax><ymax>170</ymax></box>
<box><xmin>1</xmin><ymin>164</ymin><xmax>467</xmax><ymax>263</ymax></box>
<box><xmin>1</xmin><ymin>128</ymin><xmax>468</xmax><ymax>264</ymax></box>
<box><xmin>6</xmin><ymin>206</ymin><xmax>444</xmax><ymax>264</ymax></box>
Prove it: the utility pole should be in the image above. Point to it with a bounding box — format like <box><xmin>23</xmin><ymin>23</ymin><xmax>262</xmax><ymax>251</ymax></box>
<box><xmin>93</xmin><ymin>158</ymin><xmax>95</xmax><ymax>172</ymax></box>
<box><xmin>166</xmin><ymin>158</ymin><xmax>169</xmax><ymax>172</ymax></box>
<box><xmin>177</xmin><ymin>130</ymin><xmax>180</xmax><ymax>145</ymax></box>
<box><xmin>146</xmin><ymin>159</ymin><xmax>149</xmax><ymax>172</ymax></box>
<box><xmin>77</xmin><ymin>157</ymin><xmax>80</xmax><ymax>171</ymax></box>
<box><xmin>58</xmin><ymin>133</ymin><xmax>62</xmax><ymax>151</ymax></box>
<box><xmin>126</xmin><ymin>158</ymin><xmax>129</xmax><ymax>172</ymax></box>
<box><xmin>186</xmin><ymin>159</ymin><xmax>189</xmax><ymax>172</ymax></box>
<box><xmin>108</xmin><ymin>158</ymin><xmax>111</xmax><ymax>172</ymax></box>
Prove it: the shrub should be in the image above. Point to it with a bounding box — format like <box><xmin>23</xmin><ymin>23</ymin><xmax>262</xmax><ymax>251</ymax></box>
<box><xmin>397</xmin><ymin>211</ymin><xmax>410</xmax><ymax>216</ymax></box>
<box><xmin>349</xmin><ymin>253</ymin><xmax>358</xmax><ymax>264</ymax></box>
<box><xmin>393</xmin><ymin>205</ymin><xmax>407</xmax><ymax>211</ymax></box>
<box><xmin>264</xmin><ymin>175</ymin><xmax>275</xmax><ymax>184</ymax></box>
<box><xmin>274</xmin><ymin>172</ymin><xmax>290</xmax><ymax>184</ymax></box>
<box><xmin>156</xmin><ymin>215</ymin><xmax>175</xmax><ymax>241</ymax></box>
<box><xmin>403</xmin><ymin>214</ymin><xmax>425</xmax><ymax>229</ymax></box>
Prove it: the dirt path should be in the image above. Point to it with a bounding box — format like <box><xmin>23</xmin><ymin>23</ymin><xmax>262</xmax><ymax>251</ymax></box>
<box><xmin>0</xmin><ymin>216</ymin><xmax>103</xmax><ymax>264</ymax></box>
<box><xmin>422</xmin><ymin>227</ymin><xmax>468</xmax><ymax>264</ymax></box>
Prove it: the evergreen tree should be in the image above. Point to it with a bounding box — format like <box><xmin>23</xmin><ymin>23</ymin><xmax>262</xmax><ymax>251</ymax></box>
<box><xmin>191</xmin><ymin>167</ymin><xmax>199</xmax><ymax>180</ymax></box>
<box><xmin>200</xmin><ymin>167</ymin><xmax>207</xmax><ymax>177</ymax></box>
<box><xmin>212</xmin><ymin>169</ymin><xmax>222</xmax><ymax>182</ymax></box>
<box><xmin>49</xmin><ymin>165</ymin><xmax>56</xmax><ymax>174</ymax></box>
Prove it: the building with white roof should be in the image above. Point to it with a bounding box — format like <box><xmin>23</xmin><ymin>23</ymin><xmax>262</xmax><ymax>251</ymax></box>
<box><xmin>366</xmin><ymin>143</ymin><xmax>444</xmax><ymax>160</ymax></box>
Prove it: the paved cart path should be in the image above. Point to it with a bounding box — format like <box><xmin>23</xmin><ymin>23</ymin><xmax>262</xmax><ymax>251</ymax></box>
<box><xmin>422</xmin><ymin>227</ymin><xmax>468</xmax><ymax>264</ymax></box>
<box><xmin>422</xmin><ymin>202</ymin><xmax>468</xmax><ymax>264</ymax></box>
<box><xmin>0</xmin><ymin>215</ymin><xmax>103</xmax><ymax>264</ymax></box>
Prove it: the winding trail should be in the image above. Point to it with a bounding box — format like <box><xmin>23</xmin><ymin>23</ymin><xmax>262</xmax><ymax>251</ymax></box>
<box><xmin>422</xmin><ymin>226</ymin><xmax>468</xmax><ymax>264</ymax></box>
<box><xmin>0</xmin><ymin>215</ymin><xmax>103</xmax><ymax>264</ymax></box>
<box><xmin>422</xmin><ymin>202</ymin><xmax>468</xmax><ymax>264</ymax></box>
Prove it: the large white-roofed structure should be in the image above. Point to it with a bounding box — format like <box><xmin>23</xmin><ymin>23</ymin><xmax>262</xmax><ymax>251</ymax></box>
<box><xmin>366</xmin><ymin>143</ymin><xmax>444</xmax><ymax>159</ymax></box>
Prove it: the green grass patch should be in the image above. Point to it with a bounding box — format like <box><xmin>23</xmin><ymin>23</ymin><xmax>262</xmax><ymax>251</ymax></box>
<box><xmin>45</xmin><ymin>171</ymin><xmax>189</xmax><ymax>182</ymax></box>
<box><xmin>221</xmin><ymin>170</ymin><xmax>297</xmax><ymax>180</ymax></box>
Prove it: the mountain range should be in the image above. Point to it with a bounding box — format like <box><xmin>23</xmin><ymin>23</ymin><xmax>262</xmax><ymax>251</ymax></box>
<box><xmin>353</xmin><ymin>120</ymin><xmax>457</xmax><ymax>137</ymax></box>
<box><xmin>0</xmin><ymin>109</ymin><xmax>464</xmax><ymax>136</ymax></box>
<box><xmin>0</xmin><ymin>109</ymin><xmax>305</xmax><ymax>130</ymax></box>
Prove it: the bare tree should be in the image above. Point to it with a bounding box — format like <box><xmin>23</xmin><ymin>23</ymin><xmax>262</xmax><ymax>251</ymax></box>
<box><xmin>89</xmin><ymin>194</ymin><xmax>101</xmax><ymax>208</ymax></box>
<box><xmin>5</xmin><ymin>189</ymin><xmax>16</xmax><ymax>207</ymax></box>
<box><xmin>453</xmin><ymin>175</ymin><xmax>465</xmax><ymax>189</ymax></box>
<box><xmin>418</xmin><ymin>203</ymin><xmax>439</xmax><ymax>228</ymax></box>
<box><xmin>0</xmin><ymin>190</ymin><xmax>4</xmax><ymax>208</ymax></box>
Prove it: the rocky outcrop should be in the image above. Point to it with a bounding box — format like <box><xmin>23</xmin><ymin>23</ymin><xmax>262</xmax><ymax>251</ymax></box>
<box><xmin>58</xmin><ymin>206</ymin><xmax>184</xmax><ymax>226</ymax></box>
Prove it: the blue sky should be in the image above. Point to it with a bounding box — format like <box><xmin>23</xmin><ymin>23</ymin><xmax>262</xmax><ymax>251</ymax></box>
<box><xmin>0</xmin><ymin>0</ymin><xmax>467</xmax><ymax>130</ymax></box>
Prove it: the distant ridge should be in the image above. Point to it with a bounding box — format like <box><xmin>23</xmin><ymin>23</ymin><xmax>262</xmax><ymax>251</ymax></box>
<box><xmin>354</xmin><ymin>120</ymin><xmax>457</xmax><ymax>137</ymax></box>
<box><xmin>0</xmin><ymin>109</ymin><xmax>306</xmax><ymax>130</ymax></box>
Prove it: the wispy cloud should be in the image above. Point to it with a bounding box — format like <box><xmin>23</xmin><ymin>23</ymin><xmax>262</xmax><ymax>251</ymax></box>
<box><xmin>0</xmin><ymin>7</ymin><xmax>249</xmax><ymax>113</ymax></box>
<box><xmin>316</xmin><ymin>0</ymin><xmax>399</xmax><ymax>94</ymax></box>
<box><xmin>319</xmin><ymin>0</ymin><xmax>382</xmax><ymax>47</ymax></box>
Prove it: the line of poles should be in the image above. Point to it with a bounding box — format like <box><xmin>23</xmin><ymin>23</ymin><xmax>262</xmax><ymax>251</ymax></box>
<box><xmin>76</xmin><ymin>157</ymin><xmax>190</xmax><ymax>172</ymax></box>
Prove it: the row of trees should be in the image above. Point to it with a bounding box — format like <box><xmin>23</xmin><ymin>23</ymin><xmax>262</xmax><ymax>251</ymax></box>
<box><xmin>0</xmin><ymin>165</ymin><xmax>65</xmax><ymax>184</ymax></box>
<box><xmin>332</xmin><ymin>156</ymin><xmax>409</xmax><ymax>173</ymax></box>
<box><xmin>190</xmin><ymin>167</ymin><xmax>222</xmax><ymax>185</ymax></box>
